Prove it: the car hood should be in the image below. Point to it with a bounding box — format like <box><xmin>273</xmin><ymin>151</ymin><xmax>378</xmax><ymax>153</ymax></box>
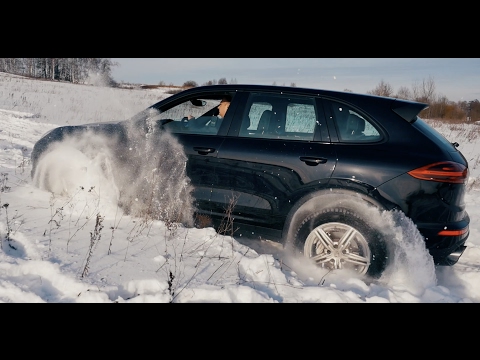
<box><xmin>83</xmin><ymin>120</ymin><xmax>122</xmax><ymax>127</ymax></box>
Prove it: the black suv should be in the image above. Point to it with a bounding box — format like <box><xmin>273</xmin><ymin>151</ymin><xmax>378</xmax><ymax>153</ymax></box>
<box><xmin>31</xmin><ymin>84</ymin><xmax>470</xmax><ymax>279</ymax></box>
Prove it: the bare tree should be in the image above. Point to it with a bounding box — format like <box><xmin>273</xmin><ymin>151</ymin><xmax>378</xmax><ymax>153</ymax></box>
<box><xmin>422</xmin><ymin>76</ymin><xmax>436</xmax><ymax>103</ymax></box>
<box><xmin>412</xmin><ymin>76</ymin><xmax>436</xmax><ymax>103</ymax></box>
<box><xmin>396</xmin><ymin>86</ymin><xmax>411</xmax><ymax>100</ymax></box>
<box><xmin>25</xmin><ymin>58</ymin><xmax>34</xmax><ymax>77</ymax></box>
<box><xmin>183</xmin><ymin>80</ymin><xmax>198</xmax><ymax>88</ymax></box>
<box><xmin>218</xmin><ymin>77</ymin><xmax>228</xmax><ymax>85</ymax></box>
<box><xmin>412</xmin><ymin>76</ymin><xmax>437</xmax><ymax>119</ymax></box>
<box><xmin>367</xmin><ymin>79</ymin><xmax>394</xmax><ymax>97</ymax></box>
<box><xmin>203</xmin><ymin>79</ymin><xmax>218</xmax><ymax>86</ymax></box>
<box><xmin>469</xmin><ymin>99</ymin><xmax>480</xmax><ymax>121</ymax></box>
<box><xmin>51</xmin><ymin>58</ymin><xmax>56</xmax><ymax>80</ymax></box>
<box><xmin>434</xmin><ymin>95</ymin><xmax>449</xmax><ymax>119</ymax></box>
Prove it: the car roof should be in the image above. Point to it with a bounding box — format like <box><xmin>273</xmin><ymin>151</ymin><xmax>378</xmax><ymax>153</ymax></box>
<box><xmin>173</xmin><ymin>84</ymin><xmax>429</xmax><ymax>123</ymax></box>
<box><xmin>180</xmin><ymin>83</ymin><xmax>368</xmax><ymax>97</ymax></box>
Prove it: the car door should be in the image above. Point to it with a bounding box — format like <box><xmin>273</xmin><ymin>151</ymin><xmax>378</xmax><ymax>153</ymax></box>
<box><xmin>208</xmin><ymin>91</ymin><xmax>337</xmax><ymax>232</ymax></box>
<box><xmin>150</xmin><ymin>92</ymin><xmax>239</xmax><ymax>210</ymax></box>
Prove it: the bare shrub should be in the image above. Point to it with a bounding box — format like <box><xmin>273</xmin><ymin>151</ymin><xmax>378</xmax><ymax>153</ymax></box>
<box><xmin>195</xmin><ymin>213</ymin><xmax>213</xmax><ymax>229</ymax></box>
<box><xmin>0</xmin><ymin>173</ymin><xmax>10</xmax><ymax>200</ymax></box>
<box><xmin>81</xmin><ymin>213</ymin><xmax>104</xmax><ymax>278</ymax></box>
<box><xmin>1</xmin><ymin>203</ymin><xmax>11</xmax><ymax>245</ymax></box>
<box><xmin>217</xmin><ymin>194</ymin><xmax>239</xmax><ymax>237</ymax></box>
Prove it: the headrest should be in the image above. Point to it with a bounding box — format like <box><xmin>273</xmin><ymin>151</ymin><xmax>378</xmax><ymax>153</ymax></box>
<box><xmin>346</xmin><ymin>114</ymin><xmax>365</xmax><ymax>133</ymax></box>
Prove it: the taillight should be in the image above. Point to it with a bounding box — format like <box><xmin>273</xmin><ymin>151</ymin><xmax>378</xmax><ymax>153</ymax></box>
<box><xmin>437</xmin><ymin>227</ymin><xmax>469</xmax><ymax>236</ymax></box>
<box><xmin>408</xmin><ymin>161</ymin><xmax>468</xmax><ymax>184</ymax></box>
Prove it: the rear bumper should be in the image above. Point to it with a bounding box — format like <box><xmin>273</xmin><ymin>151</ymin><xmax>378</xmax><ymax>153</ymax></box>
<box><xmin>428</xmin><ymin>238</ymin><xmax>468</xmax><ymax>266</ymax></box>
<box><xmin>420</xmin><ymin>216</ymin><xmax>469</xmax><ymax>266</ymax></box>
<box><xmin>443</xmin><ymin>245</ymin><xmax>467</xmax><ymax>265</ymax></box>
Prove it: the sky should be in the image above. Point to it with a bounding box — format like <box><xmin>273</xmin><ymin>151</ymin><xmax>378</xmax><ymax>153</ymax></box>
<box><xmin>1</xmin><ymin>71</ymin><xmax>480</xmax><ymax>303</ymax></box>
<box><xmin>110</xmin><ymin>58</ymin><xmax>480</xmax><ymax>103</ymax></box>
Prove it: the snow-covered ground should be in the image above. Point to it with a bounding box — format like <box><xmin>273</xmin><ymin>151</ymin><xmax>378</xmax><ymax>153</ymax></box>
<box><xmin>1</xmin><ymin>72</ymin><xmax>480</xmax><ymax>303</ymax></box>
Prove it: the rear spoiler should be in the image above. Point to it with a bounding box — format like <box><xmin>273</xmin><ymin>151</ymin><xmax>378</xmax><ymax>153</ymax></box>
<box><xmin>391</xmin><ymin>99</ymin><xmax>429</xmax><ymax>123</ymax></box>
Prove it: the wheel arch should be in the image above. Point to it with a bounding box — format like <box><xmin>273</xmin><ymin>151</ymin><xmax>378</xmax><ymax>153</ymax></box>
<box><xmin>281</xmin><ymin>188</ymin><xmax>395</xmax><ymax>278</ymax></box>
<box><xmin>281</xmin><ymin>188</ymin><xmax>391</xmax><ymax>242</ymax></box>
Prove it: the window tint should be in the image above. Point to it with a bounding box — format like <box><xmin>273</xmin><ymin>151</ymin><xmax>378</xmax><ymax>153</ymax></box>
<box><xmin>328</xmin><ymin>100</ymin><xmax>381</xmax><ymax>142</ymax></box>
<box><xmin>239</xmin><ymin>93</ymin><xmax>317</xmax><ymax>140</ymax></box>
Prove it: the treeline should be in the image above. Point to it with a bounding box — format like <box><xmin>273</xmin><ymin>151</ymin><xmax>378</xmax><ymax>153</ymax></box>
<box><xmin>178</xmin><ymin>77</ymin><xmax>238</xmax><ymax>87</ymax></box>
<box><xmin>0</xmin><ymin>58</ymin><xmax>117</xmax><ymax>86</ymax></box>
<box><xmin>364</xmin><ymin>77</ymin><xmax>479</xmax><ymax>122</ymax></box>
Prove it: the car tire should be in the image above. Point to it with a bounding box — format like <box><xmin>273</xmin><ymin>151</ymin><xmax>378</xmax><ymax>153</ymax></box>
<box><xmin>284</xmin><ymin>195</ymin><xmax>389</xmax><ymax>279</ymax></box>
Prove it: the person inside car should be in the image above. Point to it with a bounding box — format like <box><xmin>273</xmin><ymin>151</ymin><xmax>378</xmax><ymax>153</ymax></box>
<box><xmin>183</xmin><ymin>96</ymin><xmax>231</xmax><ymax>128</ymax></box>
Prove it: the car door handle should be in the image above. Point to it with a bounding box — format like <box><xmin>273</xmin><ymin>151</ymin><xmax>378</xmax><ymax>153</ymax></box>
<box><xmin>193</xmin><ymin>147</ymin><xmax>216</xmax><ymax>155</ymax></box>
<box><xmin>300</xmin><ymin>156</ymin><xmax>328</xmax><ymax>166</ymax></box>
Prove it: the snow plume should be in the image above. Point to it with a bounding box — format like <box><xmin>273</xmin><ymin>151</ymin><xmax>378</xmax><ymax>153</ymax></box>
<box><xmin>116</xmin><ymin>117</ymin><xmax>195</xmax><ymax>227</ymax></box>
<box><xmin>32</xmin><ymin>130</ymin><xmax>121</xmax><ymax>207</ymax></box>
<box><xmin>378</xmin><ymin>209</ymin><xmax>437</xmax><ymax>293</ymax></box>
<box><xmin>84</xmin><ymin>70</ymin><xmax>110</xmax><ymax>87</ymax></box>
<box><xmin>33</xmin><ymin>120</ymin><xmax>195</xmax><ymax>227</ymax></box>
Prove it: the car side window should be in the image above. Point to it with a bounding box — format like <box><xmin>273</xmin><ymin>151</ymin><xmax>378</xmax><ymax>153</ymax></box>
<box><xmin>328</xmin><ymin>100</ymin><xmax>381</xmax><ymax>142</ymax></box>
<box><xmin>285</xmin><ymin>103</ymin><xmax>316</xmax><ymax>135</ymax></box>
<box><xmin>151</xmin><ymin>98</ymin><xmax>227</xmax><ymax>135</ymax></box>
<box><xmin>239</xmin><ymin>93</ymin><xmax>317</xmax><ymax>140</ymax></box>
<box><xmin>241</xmin><ymin>101</ymin><xmax>273</xmax><ymax>134</ymax></box>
